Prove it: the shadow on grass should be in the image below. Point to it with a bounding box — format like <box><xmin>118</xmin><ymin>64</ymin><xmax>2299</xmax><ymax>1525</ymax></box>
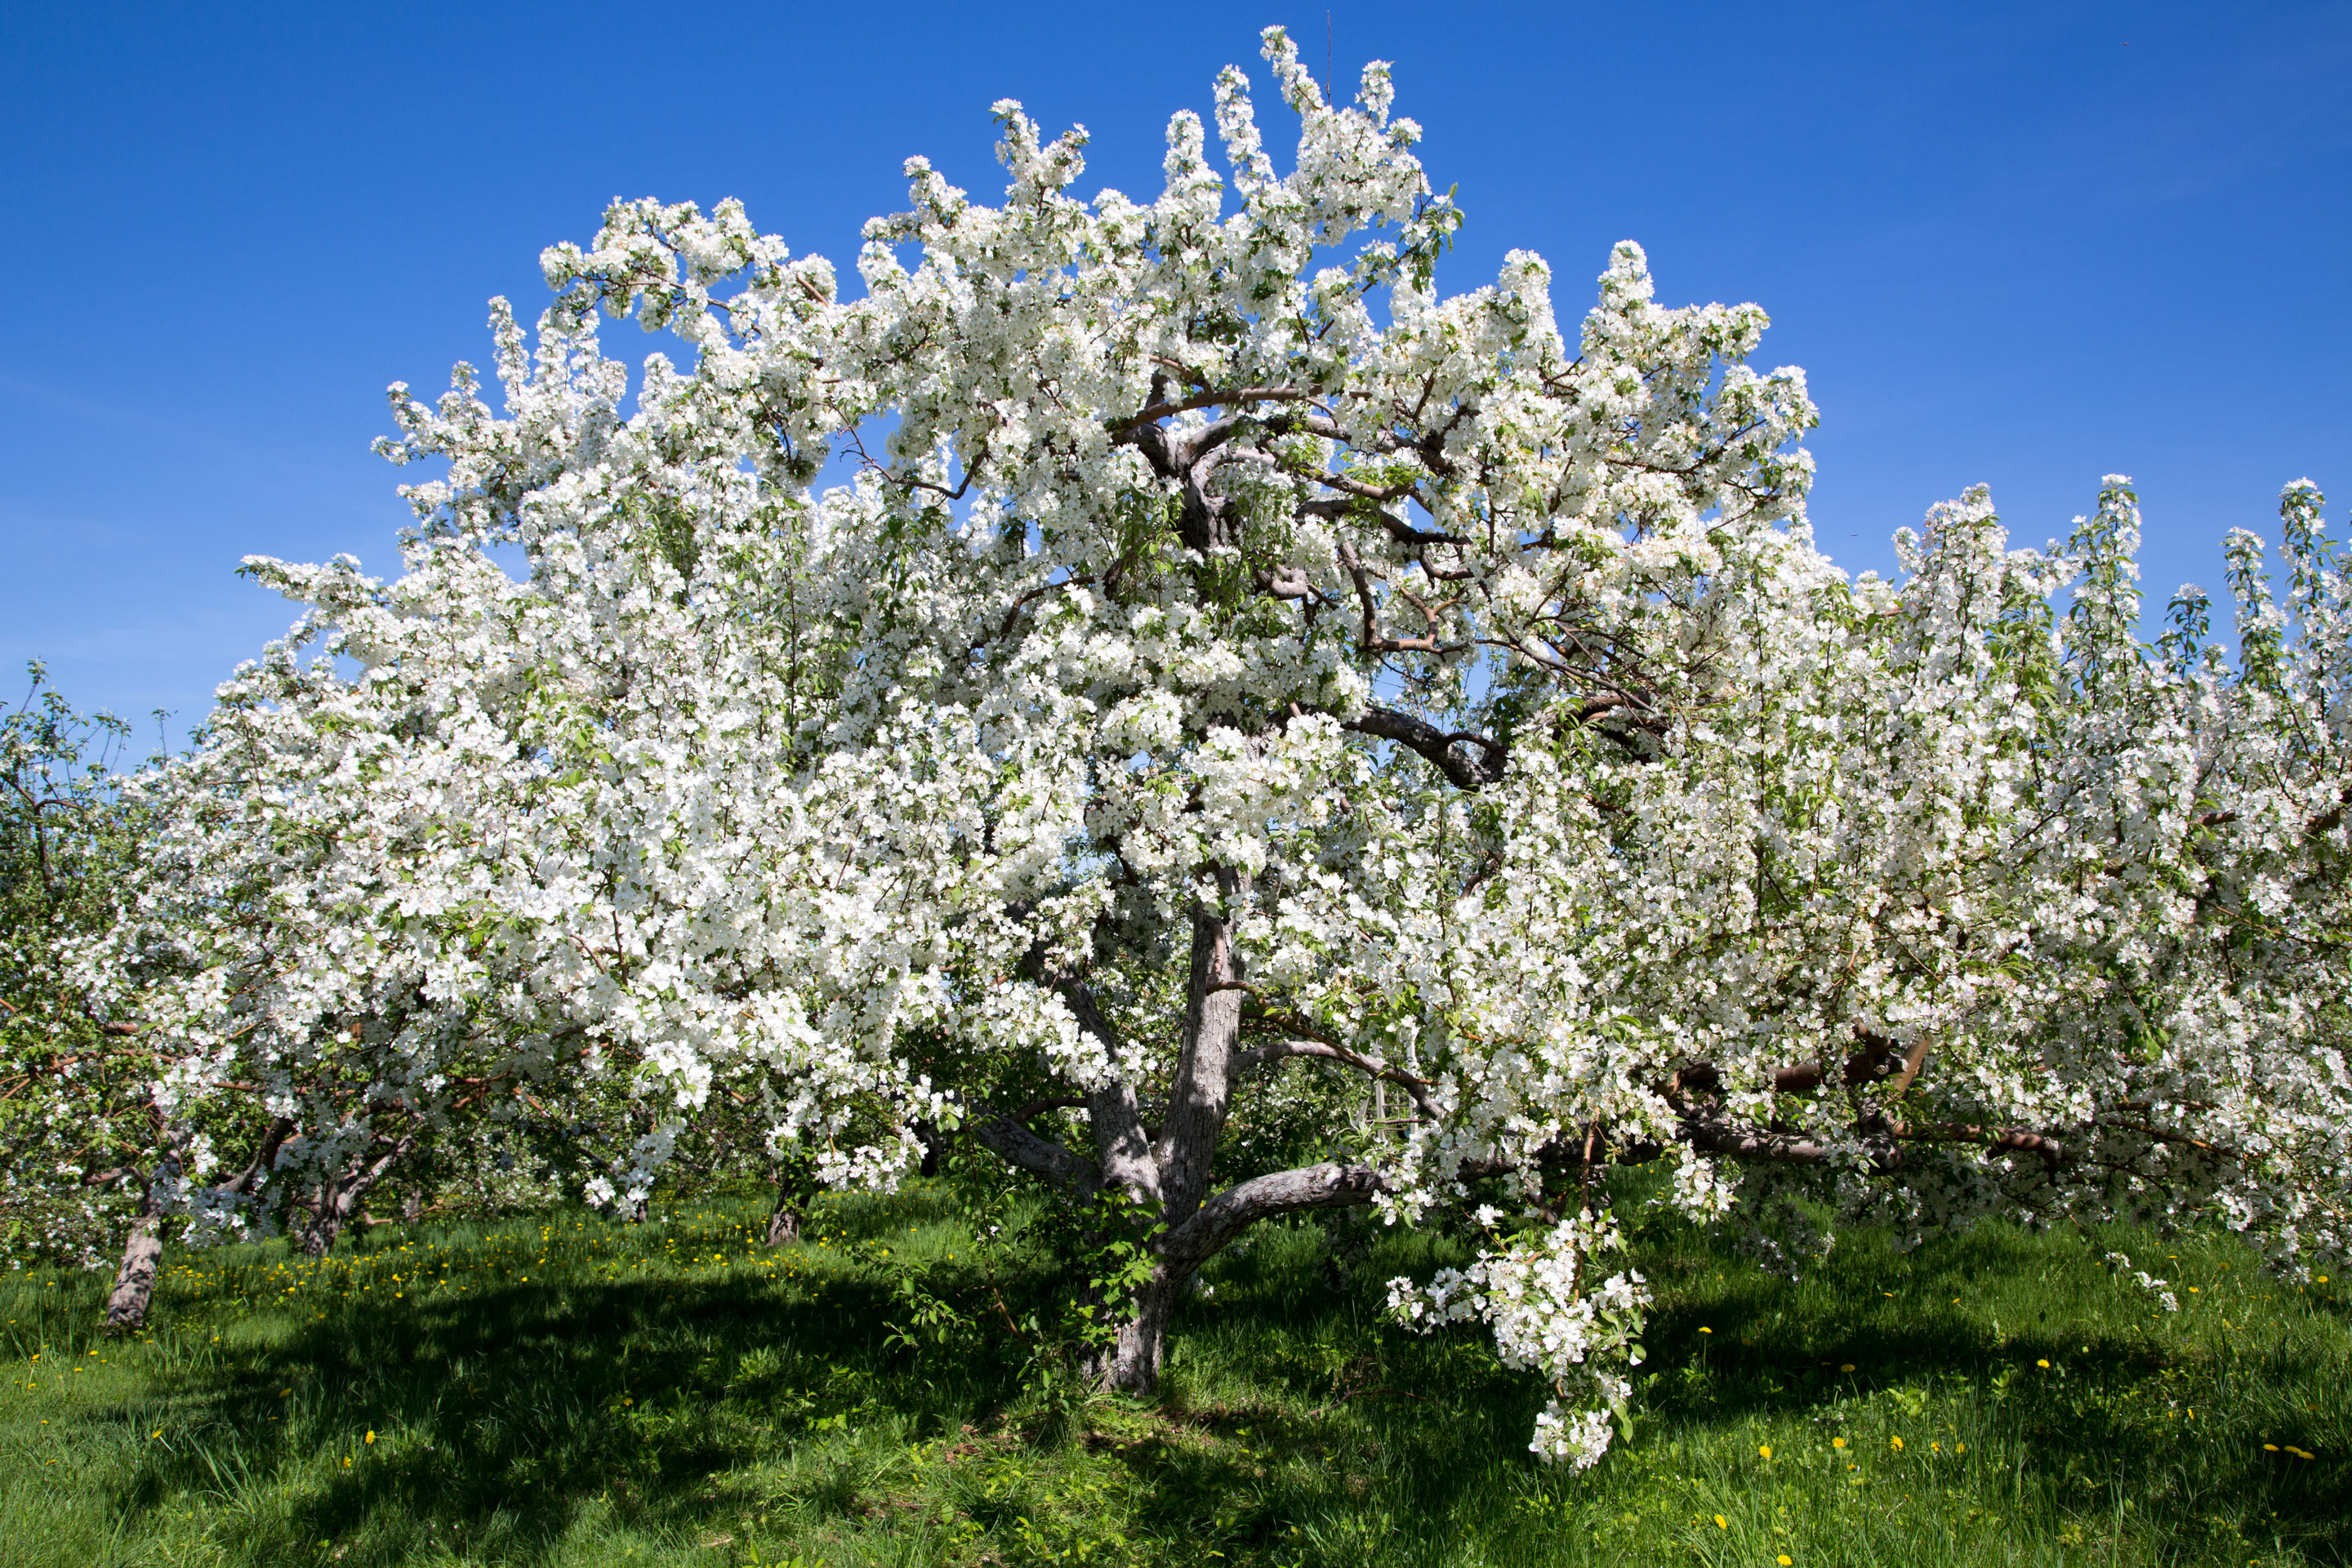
<box><xmin>63</xmin><ymin>1196</ymin><xmax>2352</xmax><ymax>1566</ymax></box>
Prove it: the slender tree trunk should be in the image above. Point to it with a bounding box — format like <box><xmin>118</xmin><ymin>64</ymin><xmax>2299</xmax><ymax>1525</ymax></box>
<box><xmin>766</xmin><ymin>1144</ymin><xmax>824</xmax><ymax>1247</ymax></box>
<box><xmin>975</xmin><ymin>866</ymin><xmax>1397</xmax><ymax>1397</ymax></box>
<box><xmin>104</xmin><ymin>1174</ymin><xmax>165</xmax><ymax>1334</ymax></box>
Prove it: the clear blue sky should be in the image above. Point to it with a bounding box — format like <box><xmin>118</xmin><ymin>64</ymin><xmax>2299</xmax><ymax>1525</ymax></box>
<box><xmin>5</xmin><ymin>1</ymin><xmax>2347</xmax><ymax>735</ymax></box>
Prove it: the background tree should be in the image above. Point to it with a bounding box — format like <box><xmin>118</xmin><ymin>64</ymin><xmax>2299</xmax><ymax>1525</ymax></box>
<box><xmin>1</xmin><ymin>666</ymin><xmax>157</xmax><ymax>1270</ymax></box>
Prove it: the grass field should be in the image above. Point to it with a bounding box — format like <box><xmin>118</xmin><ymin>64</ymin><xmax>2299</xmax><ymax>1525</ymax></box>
<box><xmin>3</xmin><ymin>1185</ymin><xmax>2345</xmax><ymax>1567</ymax></box>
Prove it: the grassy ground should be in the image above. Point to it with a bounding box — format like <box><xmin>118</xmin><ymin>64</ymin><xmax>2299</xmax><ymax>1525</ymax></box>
<box><xmin>3</xmin><ymin>1186</ymin><xmax>2345</xmax><ymax>1567</ymax></box>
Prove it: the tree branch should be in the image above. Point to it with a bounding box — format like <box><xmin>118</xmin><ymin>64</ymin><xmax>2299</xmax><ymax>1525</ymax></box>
<box><xmin>970</xmin><ymin>1113</ymin><xmax>1100</xmax><ymax>1196</ymax></box>
<box><xmin>1344</xmin><ymin>706</ymin><xmax>1508</xmax><ymax>789</ymax></box>
<box><xmin>1232</xmin><ymin>1033</ymin><xmax>1438</xmax><ymax>1120</ymax></box>
<box><xmin>1159</xmin><ymin>1159</ymin><xmax>1390</xmax><ymax>1273</ymax></box>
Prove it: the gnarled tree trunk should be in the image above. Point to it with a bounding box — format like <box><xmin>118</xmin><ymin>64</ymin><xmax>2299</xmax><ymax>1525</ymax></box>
<box><xmin>972</xmin><ymin>867</ymin><xmax>1401</xmax><ymax>1395</ymax></box>
<box><xmin>104</xmin><ymin>1171</ymin><xmax>166</xmax><ymax>1334</ymax></box>
<box><xmin>301</xmin><ymin>1129</ymin><xmax>418</xmax><ymax>1257</ymax></box>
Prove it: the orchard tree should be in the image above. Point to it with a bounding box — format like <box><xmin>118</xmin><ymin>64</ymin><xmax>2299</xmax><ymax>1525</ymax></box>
<box><xmin>2</xmin><ymin>666</ymin><xmax>158</xmax><ymax>1270</ymax></box>
<box><xmin>108</xmin><ymin>27</ymin><xmax>2348</xmax><ymax>1460</ymax></box>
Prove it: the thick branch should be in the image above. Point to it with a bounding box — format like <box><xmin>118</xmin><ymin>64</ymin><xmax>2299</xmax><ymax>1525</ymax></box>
<box><xmin>1105</xmin><ymin>385</ymin><xmax>1314</xmax><ymax>438</ymax></box>
<box><xmin>1345</xmin><ymin>706</ymin><xmax>1507</xmax><ymax>790</ymax></box>
<box><xmin>1671</xmin><ymin>1036</ymin><xmax>1913</xmax><ymax>1098</ymax></box>
<box><xmin>970</xmin><ymin>1113</ymin><xmax>1099</xmax><ymax>1196</ymax></box>
<box><xmin>1160</xmin><ymin>1159</ymin><xmax>1389</xmax><ymax>1274</ymax></box>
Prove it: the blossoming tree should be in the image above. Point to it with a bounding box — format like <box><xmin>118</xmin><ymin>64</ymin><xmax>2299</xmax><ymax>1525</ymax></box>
<box><xmin>95</xmin><ymin>27</ymin><xmax>2348</xmax><ymax>1461</ymax></box>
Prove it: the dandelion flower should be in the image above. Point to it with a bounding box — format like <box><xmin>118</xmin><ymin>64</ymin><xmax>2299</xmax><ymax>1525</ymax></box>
<box><xmin>1699</xmin><ymin>1326</ymin><xmax>1713</xmax><ymax>1334</ymax></box>
<box><xmin>1833</xmin><ymin>1437</ymin><xmax>1846</xmax><ymax>1450</ymax></box>
<box><xmin>1780</xmin><ymin>1557</ymin><xmax>1793</xmax><ymax>1566</ymax></box>
<box><xmin>2037</xmin><ymin>1359</ymin><xmax>2051</xmax><ymax>1369</ymax></box>
<box><xmin>1713</xmin><ymin>1515</ymin><xmax>1728</xmax><ymax>1529</ymax></box>
<box><xmin>2265</xmin><ymin>1444</ymin><xmax>2280</xmax><ymax>1452</ymax></box>
<box><xmin>364</xmin><ymin>1431</ymin><xmax>375</xmax><ymax>1444</ymax></box>
<box><xmin>1839</xmin><ymin>1363</ymin><xmax>1855</xmax><ymax>1373</ymax></box>
<box><xmin>1758</xmin><ymin>1444</ymin><xmax>1772</xmax><ymax>1459</ymax></box>
<box><xmin>1891</xmin><ymin>1436</ymin><xmax>1904</xmax><ymax>1451</ymax></box>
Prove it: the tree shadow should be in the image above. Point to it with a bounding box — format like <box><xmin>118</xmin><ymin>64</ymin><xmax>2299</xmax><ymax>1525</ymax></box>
<box><xmin>76</xmin><ymin>1202</ymin><xmax>2352</xmax><ymax>1566</ymax></box>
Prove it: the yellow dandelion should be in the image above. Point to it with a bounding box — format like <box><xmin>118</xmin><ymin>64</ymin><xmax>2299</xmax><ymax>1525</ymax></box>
<box><xmin>1758</xmin><ymin>1444</ymin><xmax>1772</xmax><ymax>1459</ymax></box>
<box><xmin>1699</xmin><ymin>1326</ymin><xmax>1713</xmax><ymax>1334</ymax></box>
<box><xmin>364</xmin><ymin>1431</ymin><xmax>375</xmax><ymax>1444</ymax></box>
<box><xmin>1890</xmin><ymin>1436</ymin><xmax>1904</xmax><ymax>1451</ymax></box>
<box><xmin>1956</xmin><ymin>1441</ymin><xmax>1967</xmax><ymax>1454</ymax></box>
<box><xmin>1780</xmin><ymin>1557</ymin><xmax>1794</xmax><ymax>1566</ymax></box>
<box><xmin>1713</xmin><ymin>1514</ymin><xmax>1728</xmax><ymax>1529</ymax></box>
<box><xmin>2037</xmin><ymin>1359</ymin><xmax>2051</xmax><ymax>1368</ymax></box>
<box><xmin>1839</xmin><ymin>1362</ymin><xmax>1855</xmax><ymax>1373</ymax></box>
<box><xmin>2265</xmin><ymin>1443</ymin><xmax>2281</xmax><ymax>1451</ymax></box>
<box><xmin>1833</xmin><ymin>1437</ymin><xmax>1846</xmax><ymax>1450</ymax></box>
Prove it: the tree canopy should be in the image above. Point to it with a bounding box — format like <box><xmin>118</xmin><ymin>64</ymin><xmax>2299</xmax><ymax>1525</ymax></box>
<box><xmin>45</xmin><ymin>27</ymin><xmax>2351</xmax><ymax>1466</ymax></box>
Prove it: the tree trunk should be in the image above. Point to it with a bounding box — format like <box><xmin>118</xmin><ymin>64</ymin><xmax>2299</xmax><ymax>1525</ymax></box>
<box><xmin>301</xmin><ymin>1178</ymin><xmax>356</xmax><ymax>1257</ymax></box>
<box><xmin>972</xmin><ymin>866</ymin><xmax>1401</xmax><ymax>1396</ymax></box>
<box><xmin>1083</xmin><ymin>873</ymin><xmax>1246</xmax><ymax>1394</ymax></box>
<box><xmin>764</xmin><ymin>1185</ymin><xmax>801</xmax><ymax>1246</ymax></box>
<box><xmin>1093</xmin><ymin>1267</ymin><xmax>1182</xmax><ymax>1392</ymax></box>
<box><xmin>300</xmin><ymin>1132</ymin><xmax>416</xmax><ymax>1257</ymax></box>
<box><xmin>104</xmin><ymin>1175</ymin><xmax>164</xmax><ymax>1334</ymax></box>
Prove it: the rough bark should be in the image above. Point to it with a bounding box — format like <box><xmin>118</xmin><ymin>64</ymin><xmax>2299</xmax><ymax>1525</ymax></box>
<box><xmin>300</xmin><ymin>1132</ymin><xmax>417</xmax><ymax>1258</ymax></box>
<box><xmin>1095</xmin><ymin>1268</ymin><xmax>1182</xmax><ymax>1392</ymax></box>
<box><xmin>764</xmin><ymin>1152</ymin><xmax>819</xmax><ymax>1247</ymax></box>
<box><xmin>971</xmin><ymin>1111</ymin><xmax>1098</xmax><ymax>1195</ymax></box>
<box><xmin>1153</xmin><ymin>871</ymin><xmax>1246</xmax><ymax>1223</ymax></box>
<box><xmin>104</xmin><ymin>1174</ymin><xmax>165</xmax><ymax>1334</ymax></box>
<box><xmin>101</xmin><ymin>1118</ymin><xmax>294</xmax><ymax>1334</ymax></box>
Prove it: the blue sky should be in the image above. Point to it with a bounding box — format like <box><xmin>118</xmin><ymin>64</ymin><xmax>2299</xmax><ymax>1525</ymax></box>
<box><xmin>4</xmin><ymin>1</ymin><xmax>2347</xmax><ymax>735</ymax></box>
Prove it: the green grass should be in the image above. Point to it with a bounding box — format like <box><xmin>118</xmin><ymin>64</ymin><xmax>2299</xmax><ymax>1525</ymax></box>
<box><xmin>2</xmin><ymin>1189</ymin><xmax>2345</xmax><ymax>1566</ymax></box>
